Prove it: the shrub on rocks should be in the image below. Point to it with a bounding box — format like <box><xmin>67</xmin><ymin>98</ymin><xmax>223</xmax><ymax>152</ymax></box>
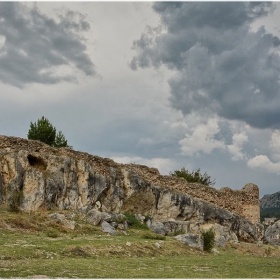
<box><xmin>201</xmin><ymin>228</ymin><xmax>216</xmax><ymax>252</ymax></box>
<box><xmin>124</xmin><ymin>212</ymin><xmax>149</xmax><ymax>230</ymax></box>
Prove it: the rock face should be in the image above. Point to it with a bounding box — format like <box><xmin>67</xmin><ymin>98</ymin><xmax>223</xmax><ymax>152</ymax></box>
<box><xmin>264</xmin><ymin>220</ymin><xmax>280</xmax><ymax>245</ymax></box>
<box><xmin>260</xmin><ymin>191</ymin><xmax>280</xmax><ymax>210</ymax></box>
<box><xmin>0</xmin><ymin>135</ymin><xmax>264</xmax><ymax>244</ymax></box>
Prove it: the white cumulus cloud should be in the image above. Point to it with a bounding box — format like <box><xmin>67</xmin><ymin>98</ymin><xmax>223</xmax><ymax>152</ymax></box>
<box><xmin>179</xmin><ymin>118</ymin><xmax>226</xmax><ymax>156</ymax></box>
<box><xmin>247</xmin><ymin>155</ymin><xmax>280</xmax><ymax>174</ymax></box>
<box><xmin>269</xmin><ymin>130</ymin><xmax>280</xmax><ymax>160</ymax></box>
<box><xmin>227</xmin><ymin>131</ymin><xmax>248</xmax><ymax>161</ymax></box>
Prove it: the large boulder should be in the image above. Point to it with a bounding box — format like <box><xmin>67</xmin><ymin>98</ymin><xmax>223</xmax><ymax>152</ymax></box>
<box><xmin>148</xmin><ymin>221</ymin><xmax>168</xmax><ymax>235</ymax></box>
<box><xmin>174</xmin><ymin>234</ymin><xmax>203</xmax><ymax>249</ymax></box>
<box><xmin>211</xmin><ymin>224</ymin><xmax>238</xmax><ymax>247</ymax></box>
<box><xmin>231</xmin><ymin>216</ymin><xmax>259</xmax><ymax>242</ymax></box>
<box><xmin>265</xmin><ymin>220</ymin><xmax>280</xmax><ymax>245</ymax></box>
<box><xmin>87</xmin><ymin>209</ymin><xmax>102</xmax><ymax>225</ymax></box>
<box><xmin>101</xmin><ymin>221</ymin><xmax>118</xmax><ymax>235</ymax></box>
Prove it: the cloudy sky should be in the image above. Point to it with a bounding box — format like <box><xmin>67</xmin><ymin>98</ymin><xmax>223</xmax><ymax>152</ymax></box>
<box><xmin>1</xmin><ymin>1</ymin><xmax>280</xmax><ymax>197</ymax></box>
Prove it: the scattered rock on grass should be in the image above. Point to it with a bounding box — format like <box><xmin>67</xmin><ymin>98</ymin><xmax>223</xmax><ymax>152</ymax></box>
<box><xmin>101</xmin><ymin>221</ymin><xmax>117</xmax><ymax>235</ymax></box>
<box><xmin>174</xmin><ymin>234</ymin><xmax>203</xmax><ymax>249</ymax></box>
<box><xmin>49</xmin><ymin>213</ymin><xmax>75</xmax><ymax>230</ymax></box>
<box><xmin>87</xmin><ymin>209</ymin><xmax>102</xmax><ymax>225</ymax></box>
<box><xmin>149</xmin><ymin>222</ymin><xmax>167</xmax><ymax>235</ymax></box>
<box><xmin>154</xmin><ymin>242</ymin><xmax>161</xmax><ymax>248</ymax></box>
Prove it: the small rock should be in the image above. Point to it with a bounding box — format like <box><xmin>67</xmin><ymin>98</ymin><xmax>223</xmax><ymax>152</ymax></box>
<box><xmin>123</xmin><ymin>220</ymin><xmax>129</xmax><ymax>230</ymax></box>
<box><xmin>213</xmin><ymin>248</ymin><xmax>220</xmax><ymax>254</ymax></box>
<box><xmin>135</xmin><ymin>214</ymin><xmax>145</xmax><ymax>223</ymax></box>
<box><xmin>95</xmin><ymin>201</ymin><xmax>101</xmax><ymax>209</ymax></box>
<box><xmin>117</xmin><ymin>223</ymin><xmax>125</xmax><ymax>230</ymax></box>
<box><xmin>126</xmin><ymin>242</ymin><xmax>131</xmax><ymax>246</ymax></box>
<box><xmin>154</xmin><ymin>243</ymin><xmax>161</xmax><ymax>248</ymax></box>
<box><xmin>110</xmin><ymin>222</ymin><xmax>118</xmax><ymax>228</ymax></box>
<box><xmin>146</xmin><ymin>219</ymin><xmax>152</xmax><ymax>228</ymax></box>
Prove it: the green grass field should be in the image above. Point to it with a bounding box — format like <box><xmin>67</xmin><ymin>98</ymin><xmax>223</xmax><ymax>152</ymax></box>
<box><xmin>0</xmin><ymin>205</ymin><xmax>280</xmax><ymax>278</ymax></box>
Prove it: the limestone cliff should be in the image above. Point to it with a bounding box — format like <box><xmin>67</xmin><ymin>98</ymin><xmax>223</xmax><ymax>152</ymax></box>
<box><xmin>260</xmin><ymin>191</ymin><xmax>280</xmax><ymax>210</ymax></box>
<box><xmin>0</xmin><ymin>135</ymin><xmax>262</xmax><ymax>243</ymax></box>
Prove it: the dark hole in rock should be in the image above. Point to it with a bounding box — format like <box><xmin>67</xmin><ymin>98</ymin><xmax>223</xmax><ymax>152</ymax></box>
<box><xmin>27</xmin><ymin>154</ymin><xmax>47</xmax><ymax>171</ymax></box>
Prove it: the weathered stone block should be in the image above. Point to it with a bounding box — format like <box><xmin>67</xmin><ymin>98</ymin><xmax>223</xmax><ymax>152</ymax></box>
<box><xmin>174</xmin><ymin>234</ymin><xmax>203</xmax><ymax>249</ymax></box>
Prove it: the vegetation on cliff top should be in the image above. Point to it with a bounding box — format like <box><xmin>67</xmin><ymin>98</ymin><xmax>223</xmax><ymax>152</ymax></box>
<box><xmin>27</xmin><ymin>116</ymin><xmax>70</xmax><ymax>148</ymax></box>
<box><xmin>170</xmin><ymin>167</ymin><xmax>216</xmax><ymax>186</ymax></box>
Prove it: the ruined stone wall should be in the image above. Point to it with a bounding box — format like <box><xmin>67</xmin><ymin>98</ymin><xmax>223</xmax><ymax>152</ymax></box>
<box><xmin>0</xmin><ymin>135</ymin><xmax>260</xmax><ymax>223</ymax></box>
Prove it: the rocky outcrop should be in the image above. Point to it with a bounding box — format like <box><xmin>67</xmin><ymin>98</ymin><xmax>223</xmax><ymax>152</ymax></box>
<box><xmin>264</xmin><ymin>220</ymin><xmax>280</xmax><ymax>245</ymax></box>
<box><xmin>121</xmin><ymin>164</ymin><xmax>260</xmax><ymax>223</ymax></box>
<box><xmin>0</xmin><ymin>135</ymin><xmax>264</xmax><ymax>244</ymax></box>
<box><xmin>260</xmin><ymin>191</ymin><xmax>280</xmax><ymax>209</ymax></box>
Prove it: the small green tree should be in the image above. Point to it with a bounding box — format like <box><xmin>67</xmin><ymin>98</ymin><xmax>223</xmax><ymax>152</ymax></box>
<box><xmin>54</xmin><ymin>131</ymin><xmax>68</xmax><ymax>148</ymax></box>
<box><xmin>28</xmin><ymin>116</ymin><xmax>56</xmax><ymax>146</ymax></box>
<box><xmin>170</xmin><ymin>167</ymin><xmax>215</xmax><ymax>186</ymax></box>
<box><xmin>201</xmin><ymin>228</ymin><xmax>216</xmax><ymax>252</ymax></box>
<box><xmin>28</xmin><ymin>116</ymin><xmax>70</xmax><ymax>148</ymax></box>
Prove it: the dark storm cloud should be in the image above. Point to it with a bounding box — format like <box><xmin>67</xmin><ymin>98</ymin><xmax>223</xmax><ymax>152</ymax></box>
<box><xmin>0</xmin><ymin>2</ymin><xmax>95</xmax><ymax>87</ymax></box>
<box><xmin>131</xmin><ymin>2</ymin><xmax>280</xmax><ymax>129</ymax></box>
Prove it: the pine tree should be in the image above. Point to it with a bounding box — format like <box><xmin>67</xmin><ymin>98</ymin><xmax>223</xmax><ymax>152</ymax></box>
<box><xmin>27</xmin><ymin>116</ymin><xmax>70</xmax><ymax>148</ymax></box>
<box><xmin>54</xmin><ymin>131</ymin><xmax>68</xmax><ymax>148</ymax></box>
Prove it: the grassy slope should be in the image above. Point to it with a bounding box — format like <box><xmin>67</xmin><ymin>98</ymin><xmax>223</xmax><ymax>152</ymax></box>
<box><xmin>0</xmin><ymin>205</ymin><xmax>280</xmax><ymax>278</ymax></box>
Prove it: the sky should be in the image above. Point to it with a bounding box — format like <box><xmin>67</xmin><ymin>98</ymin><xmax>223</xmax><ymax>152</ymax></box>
<box><xmin>1</xmin><ymin>1</ymin><xmax>280</xmax><ymax>198</ymax></box>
